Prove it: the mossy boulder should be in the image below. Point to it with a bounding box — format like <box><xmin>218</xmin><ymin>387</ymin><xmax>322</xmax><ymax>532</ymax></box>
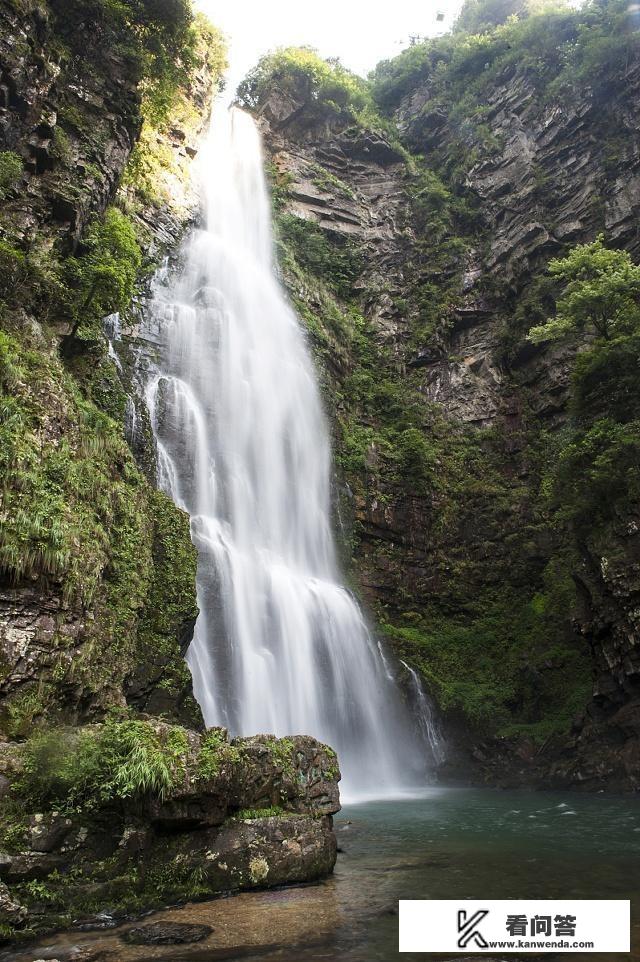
<box><xmin>0</xmin><ymin>722</ymin><xmax>340</xmax><ymax>940</ymax></box>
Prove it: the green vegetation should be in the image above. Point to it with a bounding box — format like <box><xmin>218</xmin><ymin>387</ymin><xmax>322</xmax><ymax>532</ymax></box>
<box><xmin>383</xmin><ymin>573</ymin><xmax>590</xmax><ymax>740</ymax></box>
<box><xmin>369</xmin><ymin>0</ymin><xmax>638</xmax><ymax>203</ymax></box>
<box><xmin>63</xmin><ymin>207</ymin><xmax>142</xmax><ymax>343</ymax></box>
<box><xmin>263</xmin><ymin>736</ymin><xmax>296</xmax><ymax>779</ymax></box>
<box><xmin>196</xmin><ymin>728</ymin><xmax>243</xmax><ymax>780</ymax></box>
<box><xmin>0</xmin><ymin>328</ymin><xmax>147</xmax><ymax>600</ymax></box>
<box><xmin>336</xmin><ymin>307</ymin><xmax>595</xmax><ymax>739</ymax></box>
<box><xmin>233</xmin><ymin>806</ymin><xmax>285</xmax><ymax>820</ymax></box>
<box><xmin>0</xmin><ymin>151</ymin><xmax>22</xmax><ymax>199</ymax></box>
<box><xmin>277</xmin><ymin>214</ymin><xmax>363</xmax><ymax>300</ymax></box>
<box><xmin>238</xmin><ymin>46</ymin><xmax>371</xmax><ymax>118</ymax></box>
<box><xmin>49</xmin><ymin>0</ymin><xmax>201</xmax><ymax>119</ymax></box>
<box><xmin>372</xmin><ymin>0</ymin><xmax>636</xmax><ymax>116</ymax></box>
<box><xmin>132</xmin><ymin>489</ymin><xmax>199</xmax><ymax>711</ymax></box>
<box><xmin>381</xmin><ymin>236</ymin><xmax>638</xmax><ymax>736</ymax></box>
<box><xmin>0</xmin><ymin>0</ymin><xmax>228</xmax><ymax>748</ymax></box>
<box><xmin>528</xmin><ymin>236</ymin><xmax>640</xmax><ymax>343</ymax></box>
<box><xmin>528</xmin><ymin>237</ymin><xmax>640</xmax><ymax>536</ymax></box>
<box><xmin>17</xmin><ymin>718</ymin><xmax>188</xmax><ymax>812</ymax></box>
<box><xmin>0</xmin><ymin>205</ymin><xmax>143</xmax><ymax>352</ymax></box>
<box><xmin>403</xmin><ymin>165</ymin><xmax>475</xmax><ymax>348</ymax></box>
<box><xmin>121</xmin><ymin>12</ymin><xmax>226</xmax><ymax>207</ymax></box>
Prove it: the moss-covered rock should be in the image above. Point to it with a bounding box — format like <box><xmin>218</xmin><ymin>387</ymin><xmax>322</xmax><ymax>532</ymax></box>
<box><xmin>0</xmin><ymin>723</ymin><xmax>340</xmax><ymax>941</ymax></box>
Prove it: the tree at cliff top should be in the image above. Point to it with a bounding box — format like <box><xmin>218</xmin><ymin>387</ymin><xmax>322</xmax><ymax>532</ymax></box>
<box><xmin>237</xmin><ymin>47</ymin><xmax>372</xmax><ymax>120</ymax></box>
<box><xmin>453</xmin><ymin>0</ymin><xmax>573</xmax><ymax>34</ymax></box>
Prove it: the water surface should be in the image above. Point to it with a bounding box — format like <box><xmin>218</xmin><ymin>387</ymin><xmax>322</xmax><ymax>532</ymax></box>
<box><xmin>11</xmin><ymin>787</ymin><xmax>640</xmax><ymax>962</ymax></box>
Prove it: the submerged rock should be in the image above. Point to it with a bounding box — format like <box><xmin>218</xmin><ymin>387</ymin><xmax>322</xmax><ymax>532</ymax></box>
<box><xmin>122</xmin><ymin>921</ymin><xmax>213</xmax><ymax>944</ymax></box>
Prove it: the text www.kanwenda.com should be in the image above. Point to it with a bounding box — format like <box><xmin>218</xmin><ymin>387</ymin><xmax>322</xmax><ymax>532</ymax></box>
<box><xmin>485</xmin><ymin>941</ymin><xmax>596</xmax><ymax>949</ymax></box>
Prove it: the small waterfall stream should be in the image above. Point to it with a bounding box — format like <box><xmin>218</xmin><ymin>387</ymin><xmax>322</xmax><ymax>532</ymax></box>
<box><xmin>143</xmin><ymin>104</ymin><xmax>439</xmax><ymax>797</ymax></box>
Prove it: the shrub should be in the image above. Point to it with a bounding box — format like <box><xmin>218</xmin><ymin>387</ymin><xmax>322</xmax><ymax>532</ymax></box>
<box><xmin>396</xmin><ymin>428</ymin><xmax>438</xmax><ymax>490</ymax></box>
<box><xmin>552</xmin><ymin>418</ymin><xmax>640</xmax><ymax>531</ymax></box>
<box><xmin>196</xmin><ymin>729</ymin><xmax>242</xmax><ymax>780</ymax></box>
<box><xmin>62</xmin><ymin>206</ymin><xmax>142</xmax><ymax>341</ymax></box>
<box><xmin>238</xmin><ymin>46</ymin><xmax>371</xmax><ymax>118</ymax></box>
<box><xmin>0</xmin><ymin>151</ymin><xmax>22</xmax><ymax>199</ymax></box>
<box><xmin>18</xmin><ymin>719</ymin><xmax>187</xmax><ymax>810</ymax></box>
<box><xmin>528</xmin><ymin>236</ymin><xmax>640</xmax><ymax>344</ymax></box>
<box><xmin>277</xmin><ymin>214</ymin><xmax>363</xmax><ymax>300</ymax></box>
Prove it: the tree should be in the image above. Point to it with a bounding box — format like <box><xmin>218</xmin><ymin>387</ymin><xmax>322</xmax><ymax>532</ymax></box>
<box><xmin>455</xmin><ymin>0</ymin><xmax>527</xmax><ymax>34</ymax></box>
<box><xmin>528</xmin><ymin>235</ymin><xmax>640</xmax><ymax>344</ymax></box>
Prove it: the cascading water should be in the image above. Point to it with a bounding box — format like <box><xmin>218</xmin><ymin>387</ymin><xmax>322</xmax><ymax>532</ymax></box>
<box><xmin>144</xmin><ymin>104</ymin><xmax>438</xmax><ymax>797</ymax></box>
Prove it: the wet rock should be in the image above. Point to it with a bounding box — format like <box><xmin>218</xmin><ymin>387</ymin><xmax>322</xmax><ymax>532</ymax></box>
<box><xmin>0</xmin><ymin>880</ymin><xmax>27</xmax><ymax>926</ymax></box>
<box><xmin>0</xmin><ymin>726</ymin><xmax>339</xmax><ymax>937</ymax></box>
<box><xmin>30</xmin><ymin>814</ymin><xmax>74</xmax><ymax>853</ymax></box>
<box><xmin>122</xmin><ymin>921</ymin><xmax>213</xmax><ymax>944</ymax></box>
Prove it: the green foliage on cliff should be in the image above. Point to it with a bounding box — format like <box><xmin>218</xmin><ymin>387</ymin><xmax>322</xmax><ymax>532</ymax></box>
<box><xmin>404</xmin><ymin>165</ymin><xmax>474</xmax><ymax>348</ymax></box>
<box><xmin>383</xmin><ymin>579</ymin><xmax>590</xmax><ymax>739</ymax></box>
<box><xmin>132</xmin><ymin>489</ymin><xmax>199</xmax><ymax>701</ymax></box>
<box><xmin>0</xmin><ymin>151</ymin><xmax>22</xmax><ymax>199</ymax></box>
<box><xmin>454</xmin><ymin>0</ymin><xmax>527</xmax><ymax>34</ymax></box>
<box><xmin>527</xmin><ymin>238</ymin><xmax>640</xmax><ymax>536</ymax></box>
<box><xmin>122</xmin><ymin>12</ymin><xmax>226</xmax><ymax>207</ymax></box>
<box><xmin>277</xmin><ymin>191</ymin><xmax>595</xmax><ymax>746</ymax></box>
<box><xmin>572</xmin><ymin>332</ymin><xmax>640</xmax><ymax>423</ymax></box>
<box><xmin>238</xmin><ymin>46</ymin><xmax>370</xmax><ymax>118</ymax></box>
<box><xmin>371</xmin><ymin>0</ymin><xmax>637</xmax><ymax>130</ymax></box>
<box><xmin>0</xmin><ymin>329</ymin><xmax>144</xmax><ymax>599</ymax></box>
<box><xmin>63</xmin><ymin>207</ymin><xmax>142</xmax><ymax>342</ymax></box>
<box><xmin>528</xmin><ymin>236</ymin><xmax>640</xmax><ymax>343</ymax></box>
<box><xmin>196</xmin><ymin>728</ymin><xmax>243</xmax><ymax>780</ymax></box>
<box><xmin>0</xmin><ymin>322</ymin><xmax>205</xmax><ymax>731</ymax></box>
<box><xmin>49</xmin><ymin>0</ymin><xmax>196</xmax><ymax>110</ymax></box>
<box><xmin>0</xmin><ymin>205</ymin><xmax>142</xmax><ymax>350</ymax></box>
<box><xmin>277</xmin><ymin>214</ymin><xmax>364</xmax><ymax>300</ymax></box>
<box><xmin>17</xmin><ymin>718</ymin><xmax>188</xmax><ymax>811</ymax></box>
<box><xmin>0</xmin><ymin>0</ymin><xmax>223</xmax><ymax>742</ymax></box>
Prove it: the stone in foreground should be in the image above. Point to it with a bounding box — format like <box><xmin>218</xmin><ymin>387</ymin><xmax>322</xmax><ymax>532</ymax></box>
<box><xmin>0</xmin><ymin>726</ymin><xmax>340</xmax><ymax>939</ymax></box>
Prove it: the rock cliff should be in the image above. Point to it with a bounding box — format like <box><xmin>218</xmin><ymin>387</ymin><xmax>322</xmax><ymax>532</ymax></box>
<box><xmin>249</xmin><ymin>7</ymin><xmax>640</xmax><ymax>790</ymax></box>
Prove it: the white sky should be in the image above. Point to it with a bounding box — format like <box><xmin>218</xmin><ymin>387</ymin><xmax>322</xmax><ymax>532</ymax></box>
<box><xmin>195</xmin><ymin>0</ymin><xmax>465</xmax><ymax>97</ymax></box>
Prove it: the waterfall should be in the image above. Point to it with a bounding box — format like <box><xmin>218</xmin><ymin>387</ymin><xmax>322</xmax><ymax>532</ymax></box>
<box><xmin>144</xmin><ymin>104</ymin><xmax>435</xmax><ymax>798</ymax></box>
<box><xmin>400</xmin><ymin>661</ymin><xmax>446</xmax><ymax>765</ymax></box>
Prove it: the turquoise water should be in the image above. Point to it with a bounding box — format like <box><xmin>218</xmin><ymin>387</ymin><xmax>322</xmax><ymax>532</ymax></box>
<box><xmin>9</xmin><ymin>787</ymin><xmax>640</xmax><ymax>962</ymax></box>
<box><xmin>238</xmin><ymin>787</ymin><xmax>640</xmax><ymax>962</ymax></box>
<box><xmin>326</xmin><ymin>787</ymin><xmax>640</xmax><ymax>961</ymax></box>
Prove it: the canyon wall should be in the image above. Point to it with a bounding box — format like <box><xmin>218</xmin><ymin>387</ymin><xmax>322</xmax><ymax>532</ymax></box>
<box><xmin>249</xmin><ymin>6</ymin><xmax>640</xmax><ymax>790</ymax></box>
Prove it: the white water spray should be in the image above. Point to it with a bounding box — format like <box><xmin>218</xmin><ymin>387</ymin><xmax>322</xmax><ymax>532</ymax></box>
<box><xmin>145</xmin><ymin>105</ymin><xmax>438</xmax><ymax>797</ymax></box>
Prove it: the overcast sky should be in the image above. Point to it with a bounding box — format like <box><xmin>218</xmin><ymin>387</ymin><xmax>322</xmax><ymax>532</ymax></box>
<box><xmin>195</xmin><ymin>0</ymin><xmax>465</xmax><ymax>97</ymax></box>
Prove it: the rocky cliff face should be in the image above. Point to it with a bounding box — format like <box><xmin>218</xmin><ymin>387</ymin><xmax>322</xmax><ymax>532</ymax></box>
<box><xmin>252</xmin><ymin>17</ymin><xmax>640</xmax><ymax>790</ymax></box>
<box><xmin>0</xmin><ymin>0</ymin><xmax>208</xmax><ymax>735</ymax></box>
<box><xmin>390</xmin><ymin>25</ymin><xmax>640</xmax><ymax>789</ymax></box>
